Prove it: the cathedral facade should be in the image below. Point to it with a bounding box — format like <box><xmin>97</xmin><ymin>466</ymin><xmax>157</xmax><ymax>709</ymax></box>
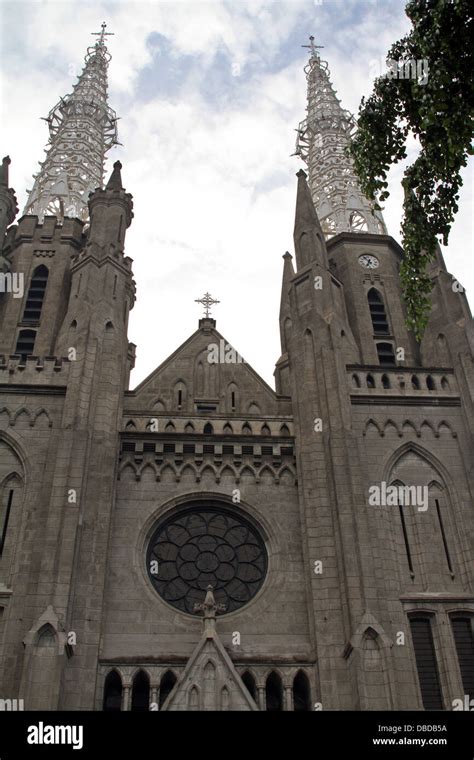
<box><xmin>0</xmin><ymin>29</ymin><xmax>473</xmax><ymax>712</ymax></box>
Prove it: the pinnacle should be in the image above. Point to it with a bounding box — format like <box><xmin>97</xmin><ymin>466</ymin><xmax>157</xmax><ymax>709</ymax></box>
<box><xmin>105</xmin><ymin>160</ymin><xmax>123</xmax><ymax>191</ymax></box>
<box><xmin>1</xmin><ymin>156</ymin><xmax>11</xmax><ymax>186</ymax></box>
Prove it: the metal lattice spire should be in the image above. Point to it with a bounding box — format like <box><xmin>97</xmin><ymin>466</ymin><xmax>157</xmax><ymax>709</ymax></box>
<box><xmin>295</xmin><ymin>37</ymin><xmax>386</xmax><ymax>239</ymax></box>
<box><xmin>23</xmin><ymin>22</ymin><xmax>119</xmax><ymax>223</ymax></box>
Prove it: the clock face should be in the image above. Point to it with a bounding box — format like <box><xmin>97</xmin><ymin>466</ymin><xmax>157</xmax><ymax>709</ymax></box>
<box><xmin>358</xmin><ymin>254</ymin><xmax>379</xmax><ymax>269</ymax></box>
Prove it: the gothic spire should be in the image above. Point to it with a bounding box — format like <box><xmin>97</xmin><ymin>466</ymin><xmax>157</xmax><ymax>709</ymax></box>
<box><xmin>295</xmin><ymin>37</ymin><xmax>386</xmax><ymax>239</ymax></box>
<box><xmin>23</xmin><ymin>23</ymin><xmax>119</xmax><ymax>223</ymax></box>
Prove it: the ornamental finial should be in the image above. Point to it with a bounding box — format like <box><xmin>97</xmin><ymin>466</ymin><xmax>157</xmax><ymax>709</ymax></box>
<box><xmin>194</xmin><ymin>586</ymin><xmax>226</xmax><ymax>633</ymax></box>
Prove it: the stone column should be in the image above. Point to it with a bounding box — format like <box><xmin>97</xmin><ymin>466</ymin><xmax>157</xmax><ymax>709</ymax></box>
<box><xmin>122</xmin><ymin>685</ymin><xmax>131</xmax><ymax>711</ymax></box>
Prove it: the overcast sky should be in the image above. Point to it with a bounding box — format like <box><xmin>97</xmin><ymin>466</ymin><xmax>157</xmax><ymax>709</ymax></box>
<box><xmin>1</xmin><ymin>0</ymin><xmax>472</xmax><ymax>388</ymax></box>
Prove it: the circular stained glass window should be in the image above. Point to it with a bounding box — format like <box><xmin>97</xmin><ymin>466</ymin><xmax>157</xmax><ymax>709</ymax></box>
<box><xmin>146</xmin><ymin>505</ymin><xmax>267</xmax><ymax>615</ymax></box>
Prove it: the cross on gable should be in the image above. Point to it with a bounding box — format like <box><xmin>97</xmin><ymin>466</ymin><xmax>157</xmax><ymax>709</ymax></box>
<box><xmin>195</xmin><ymin>292</ymin><xmax>220</xmax><ymax>319</ymax></box>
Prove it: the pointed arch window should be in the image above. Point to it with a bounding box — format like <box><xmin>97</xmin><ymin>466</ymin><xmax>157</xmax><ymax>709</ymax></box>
<box><xmin>159</xmin><ymin>670</ymin><xmax>177</xmax><ymax>709</ymax></box>
<box><xmin>22</xmin><ymin>265</ymin><xmax>49</xmax><ymax>322</ymax></box>
<box><xmin>0</xmin><ymin>473</ymin><xmax>22</xmax><ymax>558</ymax></box>
<box><xmin>103</xmin><ymin>671</ymin><xmax>122</xmax><ymax>711</ymax></box>
<box><xmin>409</xmin><ymin>616</ymin><xmax>443</xmax><ymax>710</ymax></box>
<box><xmin>241</xmin><ymin>671</ymin><xmax>257</xmax><ymax>701</ymax></box>
<box><xmin>37</xmin><ymin>624</ymin><xmax>56</xmax><ymax>648</ymax></box>
<box><xmin>376</xmin><ymin>342</ymin><xmax>396</xmax><ymax>367</ymax></box>
<box><xmin>321</xmin><ymin>215</ymin><xmax>337</xmax><ymax>239</ymax></box>
<box><xmin>265</xmin><ymin>672</ymin><xmax>283</xmax><ymax>711</ymax></box>
<box><xmin>349</xmin><ymin>211</ymin><xmax>368</xmax><ymax>232</ymax></box>
<box><xmin>450</xmin><ymin>616</ymin><xmax>474</xmax><ymax>696</ymax></box>
<box><xmin>131</xmin><ymin>671</ymin><xmax>150</xmax><ymax>712</ymax></box>
<box><xmin>0</xmin><ymin>486</ymin><xmax>14</xmax><ymax>557</ymax></box>
<box><xmin>293</xmin><ymin>671</ymin><xmax>311</xmax><ymax>711</ymax></box>
<box><xmin>397</xmin><ymin>492</ymin><xmax>415</xmax><ymax>578</ymax></box>
<box><xmin>368</xmin><ymin>288</ymin><xmax>389</xmax><ymax>335</ymax></box>
<box><xmin>15</xmin><ymin>329</ymin><xmax>36</xmax><ymax>357</ymax></box>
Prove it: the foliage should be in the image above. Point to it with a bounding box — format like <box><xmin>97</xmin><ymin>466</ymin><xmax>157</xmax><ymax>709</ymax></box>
<box><xmin>349</xmin><ymin>0</ymin><xmax>474</xmax><ymax>339</ymax></box>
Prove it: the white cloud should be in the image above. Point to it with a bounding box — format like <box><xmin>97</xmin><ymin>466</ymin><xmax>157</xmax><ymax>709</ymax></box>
<box><xmin>1</xmin><ymin>0</ymin><xmax>472</xmax><ymax>389</ymax></box>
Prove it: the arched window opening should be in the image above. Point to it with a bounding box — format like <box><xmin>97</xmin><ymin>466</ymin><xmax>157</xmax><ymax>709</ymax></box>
<box><xmin>321</xmin><ymin>215</ymin><xmax>337</xmax><ymax>239</ymax></box>
<box><xmin>265</xmin><ymin>672</ymin><xmax>283</xmax><ymax>711</ymax></box>
<box><xmin>398</xmin><ymin>500</ymin><xmax>414</xmax><ymax>578</ymax></box>
<box><xmin>441</xmin><ymin>376</ymin><xmax>450</xmax><ymax>391</ymax></box>
<box><xmin>450</xmin><ymin>616</ymin><xmax>474</xmax><ymax>695</ymax></box>
<box><xmin>376</xmin><ymin>342</ymin><xmax>396</xmax><ymax>366</ymax></box>
<box><xmin>434</xmin><ymin>498</ymin><xmax>454</xmax><ymax>577</ymax></box>
<box><xmin>231</xmin><ymin>391</ymin><xmax>236</xmax><ymax>409</ymax></box>
<box><xmin>280</xmin><ymin>423</ymin><xmax>291</xmax><ymax>435</ymax></box>
<box><xmin>178</xmin><ymin>390</ymin><xmax>182</xmax><ymax>407</ymax></box>
<box><xmin>409</xmin><ymin>617</ymin><xmax>443</xmax><ymax>710</ymax></box>
<box><xmin>37</xmin><ymin>624</ymin><xmax>56</xmax><ymax>648</ymax></box>
<box><xmin>159</xmin><ymin>670</ymin><xmax>177</xmax><ymax>709</ymax></box>
<box><xmin>22</xmin><ymin>265</ymin><xmax>49</xmax><ymax>322</ymax></box>
<box><xmin>15</xmin><ymin>329</ymin><xmax>36</xmax><ymax>357</ymax></box>
<box><xmin>261</xmin><ymin>423</ymin><xmax>271</xmax><ymax>436</ymax></box>
<box><xmin>381</xmin><ymin>374</ymin><xmax>390</xmax><ymax>389</ymax></box>
<box><xmin>103</xmin><ymin>671</ymin><xmax>122</xmax><ymax>711</ymax></box>
<box><xmin>426</xmin><ymin>375</ymin><xmax>435</xmax><ymax>391</ymax></box>
<box><xmin>0</xmin><ymin>486</ymin><xmax>14</xmax><ymax>557</ymax></box>
<box><xmin>242</xmin><ymin>422</ymin><xmax>252</xmax><ymax>435</ymax></box>
<box><xmin>203</xmin><ymin>422</ymin><xmax>213</xmax><ymax>435</ymax></box>
<box><xmin>411</xmin><ymin>375</ymin><xmax>420</xmax><ymax>390</ymax></box>
<box><xmin>368</xmin><ymin>289</ymin><xmax>389</xmax><ymax>335</ymax></box>
<box><xmin>165</xmin><ymin>421</ymin><xmax>175</xmax><ymax>432</ymax></box>
<box><xmin>131</xmin><ymin>671</ymin><xmax>150</xmax><ymax>712</ymax></box>
<box><xmin>241</xmin><ymin>671</ymin><xmax>257</xmax><ymax>701</ymax></box>
<box><xmin>293</xmin><ymin>671</ymin><xmax>311</xmax><ymax>711</ymax></box>
<box><xmin>184</xmin><ymin>422</ymin><xmax>194</xmax><ymax>433</ymax></box>
<box><xmin>366</xmin><ymin>374</ymin><xmax>375</xmax><ymax>389</ymax></box>
<box><xmin>223</xmin><ymin>423</ymin><xmax>233</xmax><ymax>434</ymax></box>
<box><xmin>352</xmin><ymin>374</ymin><xmax>361</xmax><ymax>389</ymax></box>
<box><xmin>349</xmin><ymin>211</ymin><xmax>368</xmax><ymax>233</ymax></box>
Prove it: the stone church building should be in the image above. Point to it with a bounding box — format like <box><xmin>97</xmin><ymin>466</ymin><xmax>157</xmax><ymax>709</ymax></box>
<box><xmin>0</xmin><ymin>28</ymin><xmax>473</xmax><ymax>711</ymax></box>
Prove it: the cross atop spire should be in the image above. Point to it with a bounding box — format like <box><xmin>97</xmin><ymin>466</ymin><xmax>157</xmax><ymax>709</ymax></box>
<box><xmin>301</xmin><ymin>35</ymin><xmax>324</xmax><ymax>57</ymax></box>
<box><xmin>195</xmin><ymin>292</ymin><xmax>220</xmax><ymax>319</ymax></box>
<box><xmin>91</xmin><ymin>21</ymin><xmax>114</xmax><ymax>47</ymax></box>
